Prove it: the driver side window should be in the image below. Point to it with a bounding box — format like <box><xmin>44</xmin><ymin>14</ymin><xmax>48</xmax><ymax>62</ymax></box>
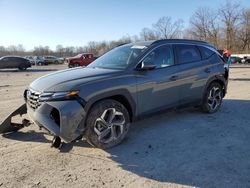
<box><xmin>143</xmin><ymin>45</ymin><xmax>174</xmax><ymax>68</ymax></box>
<box><xmin>3</xmin><ymin>57</ymin><xmax>9</xmax><ymax>62</ymax></box>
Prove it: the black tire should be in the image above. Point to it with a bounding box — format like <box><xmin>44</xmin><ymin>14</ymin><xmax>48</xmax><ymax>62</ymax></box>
<box><xmin>85</xmin><ymin>99</ymin><xmax>130</xmax><ymax>149</ymax></box>
<box><xmin>201</xmin><ymin>82</ymin><xmax>223</xmax><ymax>113</ymax></box>
<box><xmin>72</xmin><ymin>63</ymin><xmax>80</xmax><ymax>67</ymax></box>
<box><xmin>18</xmin><ymin>65</ymin><xmax>27</xmax><ymax>71</ymax></box>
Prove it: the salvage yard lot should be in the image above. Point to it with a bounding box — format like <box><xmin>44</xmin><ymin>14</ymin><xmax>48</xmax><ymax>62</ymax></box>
<box><xmin>0</xmin><ymin>65</ymin><xmax>250</xmax><ymax>188</ymax></box>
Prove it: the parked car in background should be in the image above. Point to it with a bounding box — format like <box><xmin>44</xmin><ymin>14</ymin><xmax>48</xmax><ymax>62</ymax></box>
<box><xmin>0</xmin><ymin>56</ymin><xmax>31</xmax><ymax>70</ymax></box>
<box><xmin>34</xmin><ymin>56</ymin><xmax>48</xmax><ymax>66</ymax></box>
<box><xmin>65</xmin><ymin>53</ymin><xmax>97</xmax><ymax>68</ymax></box>
<box><xmin>242</xmin><ymin>56</ymin><xmax>250</xmax><ymax>64</ymax></box>
<box><xmin>25</xmin><ymin>56</ymin><xmax>36</xmax><ymax>65</ymax></box>
<box><xmin>231</xmin><ymin>56</ymin><xmax>242</xmax><ymax>64</ymax></box>
<box><xmin>44</xmin><ymin>56</ymin><xmax>63</xmax><ymax>64</ymax></box>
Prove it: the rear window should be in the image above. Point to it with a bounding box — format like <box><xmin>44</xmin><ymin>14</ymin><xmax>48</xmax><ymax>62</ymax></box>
<box><xmin>175</xmin><ymin>45</ymin><xmax>201</xmax><ymax>64</ymax></box>
<box><xmin>198</xmin><ymin>46</ymin><xmax>215</xmax><ymax>59</ymax></box>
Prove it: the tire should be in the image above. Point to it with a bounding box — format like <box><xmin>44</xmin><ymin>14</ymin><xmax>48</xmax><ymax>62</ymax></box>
<box><xmin>72</xmin><ymin>63</ymin><xmax>80</xmax><ymax>67</ymax></box>
<box><xmin>85</xmin><ymin>99</ymin><xmax>130</xmax><ymax>149</ymax></box>
<box><xmin>18</xmin><ymin>66</ymin><xmax>27</xmax><ymax>71</ymax></box>
<box><xmin>201</xmin><ymin>82</ymin><xmax>223</xmax><ymax>113</ymax></box>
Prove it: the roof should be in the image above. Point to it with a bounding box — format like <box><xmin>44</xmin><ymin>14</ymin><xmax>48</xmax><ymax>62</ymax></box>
<box><xmin>1</xmin><ymin>55</ymin><xmax>24</xmax><ymax>58</ymax></box>
<box><xmin>78</xmin><ymin>52</ymin><xmax>94</xmax><ymax>55</ymax></box>
<box><xmin>132</xmin><ymin>39</ymin><xmax>215</xmax><ymax>49</ymax></box>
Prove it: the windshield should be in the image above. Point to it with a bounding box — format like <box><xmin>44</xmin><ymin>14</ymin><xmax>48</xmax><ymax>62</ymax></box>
<box><xmin>36</xmin><ymin>56</ymin><xmax>44</xmax><ymax>60</ymax></box>
<box><xmin>75</xmin><ymin>54</ymin><xmax>83</xmax><ymax>58</ymax></box>
<box><xmin>88</xmin><ymin>44</ymin><xmax>147</xmax><ymax>69</ymax></box>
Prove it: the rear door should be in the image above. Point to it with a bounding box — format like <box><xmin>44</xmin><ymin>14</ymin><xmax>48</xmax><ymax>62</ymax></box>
<box><xmin>136</xmin><ymin>44</ymin><xmax>183</xmax><ymax>115</ymax></box>
<box><xmin>173</xmin><ymin>44</ymin><xmax>214</xmax><ymax>105</ymax></box>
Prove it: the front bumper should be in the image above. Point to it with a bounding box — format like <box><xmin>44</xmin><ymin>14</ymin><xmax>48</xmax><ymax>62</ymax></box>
<box><xmin>27</xmin><ymin>100</ymin><xmax>86</xmax><ymax>142</ymax></box>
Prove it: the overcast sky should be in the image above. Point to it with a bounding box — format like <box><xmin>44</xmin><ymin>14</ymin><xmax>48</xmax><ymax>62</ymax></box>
<box><xmin>0</xmin><ymin>0</ymin><xmax>249</xmax><ymax>50</ymax></box>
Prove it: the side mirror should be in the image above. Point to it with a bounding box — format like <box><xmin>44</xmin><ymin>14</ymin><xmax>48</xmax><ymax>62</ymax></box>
<box><xmin>137</xmin><ymin>61</ymin><xmax>156</xmax><ymax>71</ymax></box>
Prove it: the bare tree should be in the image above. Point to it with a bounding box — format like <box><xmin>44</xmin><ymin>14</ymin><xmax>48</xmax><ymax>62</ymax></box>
<box><xmin>219</xmin><ymin>0</ymin><xmax>242</xmax><ymax>51</ymax></box>
<box><xmin>189</xmin><ymin>7</ymin><xmax>220</xmax><ymax>46</ymax></box>
<box><xmin>237</xmin><ymin>9</ymin><xmax>250</xmax><ymax>52</ymax></box>
<box><xmin>153</xmin><ymin>16</ymin><xmax>184</xmax><ymax>39</ymax></box>
<box><xmin>0</xmin><ymin>46</ymin><xmax>7</xmax><ymax>57</ymax></box>
<box><xmin>33</xmin><ymin>45</ymin><xmax>52</xmax><ymax>56</ymax></box>
<box><xmin>140</xmin><ymin>27</ymin><xmax>159</xmax><ymax>40</ymax></box>
<box><xmin>56</xmin><ymin>45</ymin><xmax>64</xmax><ymax>57</ymax></box>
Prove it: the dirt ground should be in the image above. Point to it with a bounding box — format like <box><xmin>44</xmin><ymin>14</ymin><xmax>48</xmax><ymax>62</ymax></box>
<box><xmin>0</xmin><ymin>65</ymin><xmax>250</xmax><ymax>188</ymax></box>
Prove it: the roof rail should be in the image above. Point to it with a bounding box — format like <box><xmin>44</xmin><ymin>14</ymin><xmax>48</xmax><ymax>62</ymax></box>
<box><xmin>151</xmin><ymin>39</ymin><xmax>212</xmax><ymax>46</ymax></box>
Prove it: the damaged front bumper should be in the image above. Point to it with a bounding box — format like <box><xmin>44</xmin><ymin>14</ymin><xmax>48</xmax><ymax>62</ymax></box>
<box><xmin>0</xmin><ymin>98</ymin><xmax>87</xmax><ymax>143</ymax></box>
<box><xmin>27</xmin><ymin>99</ymin><xmax>86</xmax><ymax>143</ymax></box>
<box><xmin>0</xmin><ymin>104</ymin><xmax>28</xmax><ymax>134</ymax></box>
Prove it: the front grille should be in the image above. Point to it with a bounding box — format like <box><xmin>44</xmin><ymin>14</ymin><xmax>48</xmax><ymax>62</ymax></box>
<box><xmin>27</xmin><ymin>89</ymin><xmax>41</xmax><ymax>110</ymax></box>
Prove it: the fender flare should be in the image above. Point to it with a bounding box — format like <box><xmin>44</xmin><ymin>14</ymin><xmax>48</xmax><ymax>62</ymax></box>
<box><xmin>202</xmin><ymin>75</ymin><xmax>227</xmax><ymax>98</ymax></box>
<box><xmin>83</xmin><ymin>89</ymin><xmax>136</xmax><ymax>123</ymax></box>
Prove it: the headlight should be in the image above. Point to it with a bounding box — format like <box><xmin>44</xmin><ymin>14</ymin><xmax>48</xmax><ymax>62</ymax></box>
<box><xmin>39</xmin><ymin>90</ymin><xmax>80</xmax><ymax>102</ymax></box>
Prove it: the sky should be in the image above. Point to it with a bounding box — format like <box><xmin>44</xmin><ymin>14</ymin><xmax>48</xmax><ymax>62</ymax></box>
<box><xmin>0</xmin><ymin>0</ymin><xmax>249</xmax><ymax>51</ymax></box>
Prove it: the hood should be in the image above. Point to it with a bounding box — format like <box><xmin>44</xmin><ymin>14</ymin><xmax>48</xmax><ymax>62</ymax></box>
<box><xmin>29</xmin><ymin>67</ymin><xmax>122</xmax><ymax>92</ymax></box>
<box><xmin>66</xmin><ymin>57</ymin><xmax>78</xmax><ymax>61</ymax></box>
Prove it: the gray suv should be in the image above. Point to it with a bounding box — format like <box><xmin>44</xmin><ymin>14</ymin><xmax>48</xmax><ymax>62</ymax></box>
<box><xmin>24</xmin><ymin>39</ymin><xmax>228</xmax><ymax>148</ymax></box>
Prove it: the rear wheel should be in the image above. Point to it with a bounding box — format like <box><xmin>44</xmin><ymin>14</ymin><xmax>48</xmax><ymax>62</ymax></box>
<box><xmin>85</xmin><ymin>99</ymin><xmax>130</xmax><ymax>149</ymax></box>
<box><xmin>201</xmin><ymin>82</ymin><xmax>223</xmax><ymax>113</ymax></box>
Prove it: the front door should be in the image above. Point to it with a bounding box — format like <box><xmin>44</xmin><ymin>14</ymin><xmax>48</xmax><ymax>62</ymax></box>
<box><xmin>135</xmin><ymin>44</ymin><xmax>182</xmax><ymax>116</ymax></box>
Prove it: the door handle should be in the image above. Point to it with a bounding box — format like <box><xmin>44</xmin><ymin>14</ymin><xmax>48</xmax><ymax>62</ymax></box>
<box><xmin>170</xmin><ymin>75</ymin><xmax>178</xmax><ymax>81</ymax></box>
<box><xmin>205</xmin><ymin>68</ymin><xmax>211</xmax><ymax>73</ymax></box>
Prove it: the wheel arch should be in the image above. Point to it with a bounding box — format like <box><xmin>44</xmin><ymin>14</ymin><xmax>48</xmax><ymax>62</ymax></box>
<box><xmin>204</xmin><ymin>75</ymin><xmax>227</xmax><ymax>98</ymax></box>
<box><xmin>84</xmin><ymin>90</ymin><xmax>136</xmax><ymax>124</ymax></box>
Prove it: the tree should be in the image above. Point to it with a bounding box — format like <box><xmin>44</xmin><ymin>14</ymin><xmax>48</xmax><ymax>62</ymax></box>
<box><xmin>219</xmin><ymin>0</ymin><xmax>242</xmax><ymax>51</ymax></box>
<box><xmin>56</xmin><ymin>45</ymin><xmax>64</xmax><ymax>57</ymax></box>
<box><xmin>189</xmin><ymin>7</ymin><xmax>220</xmax><ymax>47</ymax></box>
<box><xmin>237</xmin><ymin>9</ymin><xmax>250</xmax><ymax>52</ymax></box>
<box><xmin>33</xmin><ymin>45</ymin><xmax>52</xmax><ymax>56</ymax></box>
<box><xmin>0</xmin><ymin>46</ymin><xmax>7</xmax><ymax>57</ymax></box>
<box><xmin>153</xmin><ymin>16</ymin><xmax>184</xmax><ymax>39</ymax></box>
<box><xmin>140</xmin><ymin>27</ymin><xmax>159</xmax><ymax>40</ymax></box>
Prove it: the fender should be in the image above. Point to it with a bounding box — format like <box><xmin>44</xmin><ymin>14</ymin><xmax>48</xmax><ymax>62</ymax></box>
<box><xmin>83</xmin><ymin>89</ymin><xmax>136</xmax><ymax>123</ymax></box>
<box><xmin>202</xmin><ymin>74</ymin><xmax>228</xmax><ymax>98</ymax></box>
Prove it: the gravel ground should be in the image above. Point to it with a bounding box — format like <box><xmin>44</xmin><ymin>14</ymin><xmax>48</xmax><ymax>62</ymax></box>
<box><xmin>0</xmin><ymin>64</ymin><xmax>250</xmax><ymax>188</ymax></box>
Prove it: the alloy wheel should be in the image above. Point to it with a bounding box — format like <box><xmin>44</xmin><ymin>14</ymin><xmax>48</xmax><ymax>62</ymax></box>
<box><xmin>207</xmin><ymin>86</ymin><xmax>222</xmax><ymax>111</ymax></box>
<box><xmin>94</xmin><ymin>108</ymin><xmax>125</xmax><ymax>144</ymax></box>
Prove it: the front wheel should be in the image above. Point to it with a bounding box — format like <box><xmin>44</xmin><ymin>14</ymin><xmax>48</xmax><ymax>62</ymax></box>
<box><xmin>201</xmin><ymin>82</ymin><xmax>223</xmax><ymax>113</ymax></box>
<box><xmin>18</xmin><ymin>66</ymin><xmax>27</xmax><ymax>71</ymax></box>
<box><xmin>85</xmin><ymin>99</ymin><xmax>130</xmax><ymax>149</ymax></box>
